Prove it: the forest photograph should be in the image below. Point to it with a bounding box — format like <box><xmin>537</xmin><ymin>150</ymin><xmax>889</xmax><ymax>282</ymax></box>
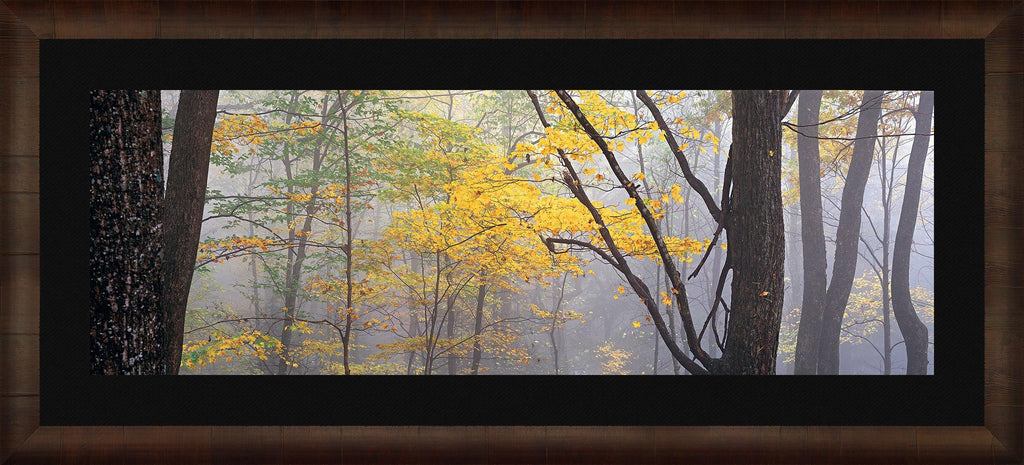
<box><xmin>89</xmin><ymin>89</ymin><xmax>934</xmax><ymax>376</ymax></box>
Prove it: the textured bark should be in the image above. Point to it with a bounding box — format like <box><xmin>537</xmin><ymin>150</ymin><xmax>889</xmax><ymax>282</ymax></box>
<box><xmin>89</xmin><ymin>90</ymin><xmax>165</xmax><ymax>375</ymax></box>
<box><xmin>817</xmin><ymin>90</ymin><xmax>884</xmax><ymax>374</ymax></box>
<box><xmin>891</xmin><ymin>91</ymin><xmax>933</xmax><ymax>375</ymax></box>
<box><xmin>160</xmin><ymin>90</ymin><xmax>218</xmax><ymax>374</ymax></box>
<box><xmin>793</xmin><ymin>90</ymin><xmax>828</xmax><ymax>375</ymax></box>
<box><xmin>720</xmin><ymin>90</ymin><xmax>786</xmax><ymax>375</ymax></box>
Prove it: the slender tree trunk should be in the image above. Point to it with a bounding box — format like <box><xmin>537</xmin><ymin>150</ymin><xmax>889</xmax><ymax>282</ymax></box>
<box><xmin>720</xmin><ymin>90</ymin><xmax>786</xmax><ymax>375</ymax></box>
<box><xmin>817</xmin><ymin>90</ymin><xmax>884</xmax><ymax>374</ymax></box>
<box><xmin>160</xmin><ymin>90</ymin><xmax>218</xmax><ymax>375</ymax></box>
<box><xmin>891</xmin><ymin>91</ymin><xmax>933</xmax><ymax>375</ymax></box>
<box><xmin>341</xmin><ymin>102</ymin><xmax>354</xmax><ymax>375</ymax></box>
<box><xmin>882</xmin><ymin>266</ymin><xmax>892</xmax><ymax>375</ymax></box>
<box><xmin>90</xmin><ymin>90</ymin><xmax>165</xmax><ymax>375</ymax></box>
<box><xmin>407</xmin><ymin>302</ymin><xmax>420</xmax><ymax>375</ymax></box>
<box><xmin>470</xmin><ymin>283</ymin><xmax>486</xmax><ymax>375</ymax></box>
<box><xmin>275</xmin><ymin>92</ymin><xmax>302</xmax><ymax>375</ymax></box>
<box><xmin>446</xmin><ymin>292</ymin><xmax>457</xmax><ymax>375</ymax></box>
<box><xmin>793</xmin><ymin>90</ymin><xmax>828</xmax><ymax>375</ymax></box>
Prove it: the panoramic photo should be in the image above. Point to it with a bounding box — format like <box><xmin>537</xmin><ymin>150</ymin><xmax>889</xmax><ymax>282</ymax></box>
<box><xmin>89</xmin><ymin>89</ymin><xmax>934</xmax><ymax>376</ymax></box>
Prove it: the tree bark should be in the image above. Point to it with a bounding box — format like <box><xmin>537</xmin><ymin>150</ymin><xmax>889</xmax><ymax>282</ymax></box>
<box><xmin>891</xmin><ymin>91</ymin><xmax>933</xmax><ymax>375</ymax></box>
<box><xmin>817</xmin><ymin>90</ymin><xmax>884</xmax><ymax>374</ymax></box>
<box><xmin>470</xmin><ymin>283</ymin><xmax>486</xmax><ymax>375</ymax></box>
<box><xmin>160</xmin><ymin>90</ymin><xmax>218</xmax><ymax>374</ymax></box>
<box><xmin>720</xmin><ymin>90</ymin><xmax>786</xmax><ymax>375</ymax></box>
<box><xmin>793</xmin><ymin>90</ymin><xmax>828</xmax><ymax>375</ymax></box>
<box><xmin>89</xmin><ymin>90</ymin><xmax>166</xmax><ymax>375</ymax></box>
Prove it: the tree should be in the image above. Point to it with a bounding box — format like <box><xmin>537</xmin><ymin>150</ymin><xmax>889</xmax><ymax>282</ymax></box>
<box><xmin>538</xmin><ymin>89</ymin><xmax>787</xmax><ymax>374</ymax></box>
<box><xmin>891</xmin><ymin>91</ymin><xmax>933</xmax><ymax>375</ymax></box>
<box><xmin>792</xmin><ymin>90</ymin><xmax>827</xmax><ymax>375</ymax></box>
<box><xmin>89</xmin><ymin>90</ymin><xmax>165</xmax><ymax>374</ymax></box>
<box><xmin>817</xmin><ymin>90</ymin><xmax>884</xmax><ymax>374</ymax></box>
<box><xmin>719</xmin><ymin>90</ymin><xmax>786</xmax><ymax>374</ymax></box>
<box><xmin>161</xmin><ymin>90</ymin><xmax>219</xmax><ymax>374</ymax></box>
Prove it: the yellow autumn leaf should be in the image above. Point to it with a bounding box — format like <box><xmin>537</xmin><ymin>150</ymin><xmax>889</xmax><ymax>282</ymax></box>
<box><xmin>632</xmin><ymin>321</ymin><xmax>642</xmax><ymax>328</ymax></box>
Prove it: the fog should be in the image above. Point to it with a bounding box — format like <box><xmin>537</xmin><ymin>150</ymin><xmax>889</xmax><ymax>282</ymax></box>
<box><xmin>161</xmin><ymin>89</ymin><xmax>933</xmax><ymax>375</ymax></box>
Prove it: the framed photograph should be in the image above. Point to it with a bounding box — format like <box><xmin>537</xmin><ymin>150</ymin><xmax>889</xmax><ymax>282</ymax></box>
<box><xmin>2</xmin><ymin>2</ymin><xmax>1021</xmax><ymax>463</ymax></box>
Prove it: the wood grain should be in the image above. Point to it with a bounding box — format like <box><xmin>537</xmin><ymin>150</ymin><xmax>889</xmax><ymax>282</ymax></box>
<box><xmin>941</xmin><ymin>0</ymin><xmax>1018</xmax><ymax>38</ymax></box>
<box><xmin>254</xmin><ymin>1</ymin><xmax>316</xmax><ymax>39</ymax></box>
<box><xmin>313</xmin><ymin>1</ymin><xmax>404</xmax><ymax>39</ymax></box>
<box><xmin>0</xmin><ymin>156</ymin><xmax>38</xmax><ymax>194</ymax></box>
<box><xmin>0</xmin><ymin>4</ymin><xmax>38</xmax><ymax>77</ymax></box>
<box><xmin>985</xmin><ymin>150</ymin><xmax>1024</xmax><ymax>230</ymax></box>
<box><xmin>0</xmin><ymin>77</ymin><xmax>40</xmax><ymax>157</ymax></box>
<box><xmin>157</xmin><ymin>1</ymin><xmax>253</xmax><ymax>39</ymax></box>
<box><xmin>0</xmin><ymin>254</ymin><xmax>39</xmax><ymax>336</ymax></box>
<box><xmin>0</xmin><ymin>334</ymin><xmax>39</xmax><ymax>396</ymax></box>
<box><xmin>53</xmin><ymin>0</ymin><xmax>158</xmax><ymax>39</ymax></box>
<box><xmin>0</xmin><ymin>1</ymin><xmax>1020</xmax><ymax>464</ymax></box>
<box><xmin>878</xmin><ymin>0</ymin><xmax>943</xmax><ymax>38</ymax></box>
<box><xmin>496</xmin><ymin>0</ymin><xmax>586</xmax><ymax>39</ymax></box>
<box><xmin>583</xmin><ymin>1</ymin><xmax>679</xmax><ymax>39</ymax></box>
<box><xmin>985</xmin><ymin>74</ymin><xmax>1024</xmax><ymax>153</ymax></box>
<box><xmin>403</xmin><ymin>1</ymin><xmax>497</xmax><ymax>39</ymax></box>
<box><xmin>706</xmin><ymin>1</ymin><xmax>786</xmax><ymax>39</ymax></box>
<box><xmin>985</xmin><ymin>9</ymin><xmax>1023</xmax><ymax>74</ymax></box>
<box><xmin>0</xmin><ymin>193</ymin><xmax>39</xmax><ymax>255</ymax></box>
<box><xmin>0</xmin><ymin>395</ymin><xmax>37</xmax><ymax>462</ymax></box>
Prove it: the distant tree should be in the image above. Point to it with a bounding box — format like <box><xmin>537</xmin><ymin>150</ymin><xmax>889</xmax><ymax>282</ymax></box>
<box><xmin>89</xmin><ymin>90</ymin><xmax>165</xmax><ymax>374</ymax></box>
<box><xmin>891</xmin><ymin>91</ymin><xmax>934</xmax><ymax>375</ymax></box>
<box><xmin>792</xmin><ymin>90</ymin><xmax>827</xmax><ymax>375</ymax></box>
<box><xmin>817</xmin><ymin>90</ymin><xmax>884</xmax><ymax>374</ymax></box>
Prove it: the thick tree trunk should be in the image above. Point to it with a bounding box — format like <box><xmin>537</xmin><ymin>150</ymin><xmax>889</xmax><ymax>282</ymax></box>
<box><xmin>89</xmin><ymin>90</ymin><xmax>166</xmax><ymax>375</ymax></box>
<box><xmin>160</xmin><ymin>90</ymin><xmax>218</xmax><ymax>375</ymax></box>
<box><xmin>720</xmin><ymin>90</ymin><xmax>786</xmax><ymax>375</ymax></box>
<box><xmin>793</xmin><ymin>90</ymin><xmax>828</xmax><ymax>375</ymax></box>
<box><xmin>891</xmin><ymin>91</ymin><xmax>933</xmax><ymax>375</ymax></box>
<box><xmin>817</xmin><ymin>90</ymin><xmax>884</xmax><ymax>374</ymax></box>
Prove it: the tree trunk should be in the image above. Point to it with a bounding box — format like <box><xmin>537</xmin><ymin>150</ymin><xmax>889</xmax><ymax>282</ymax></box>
<box><xmin>89</xmin><ymin>90</ymin><xmax>165</xmax><ymax>375</ymax></box>
<box><xmin>446</xmin><ymin>292</ymin><xmax>457</xmax><ymax>375</ymax></box>
<box><xmin>160</xmin><ymin>90</ymin><xmax>218</xmax><ymax>375</ymax></box>
<box><xmin>891</xmin><ymin>91</ymin><xmax>933</xmax><ymax>375</ymax></box>
<box><xmin>341</xmin><ymin>102</ymin><xmax>354</xmax><ymax>375</ymax></box>
<box><xmin>720</xmin><ymin>90</ymin><xmax>786</xmax><ymax>375</ymax></box>
<box><xmin>470</xmin><ymin>283</ymin><xmax>486</xmax><ymax>375</ymax></box>
<box><xmin>817</xmin><ymin>90</ymin><xmax>884</xmax><ymax>374</ymax></box>
<box><xmin>793</xmin><ymin>90</ymin><xmax>828</xmax><ymax>375</ymax></box>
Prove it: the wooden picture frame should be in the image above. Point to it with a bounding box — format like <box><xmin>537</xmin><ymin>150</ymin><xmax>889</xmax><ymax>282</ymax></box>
<box><xmin>2</xmin><ymin>1</ymin><xmax>1021</xmax><ymax>463</ymax></box>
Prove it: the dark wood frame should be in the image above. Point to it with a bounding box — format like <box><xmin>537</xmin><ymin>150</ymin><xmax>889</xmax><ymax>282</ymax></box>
<box><xmin>2</xmin><ymin>1</ymin><xmax>1021</xmax><ymax>463</ymax></box>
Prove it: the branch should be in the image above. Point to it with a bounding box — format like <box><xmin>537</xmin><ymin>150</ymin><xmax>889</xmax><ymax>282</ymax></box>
<box><xmin>636</xmin><ymin>90</ymin><xmax>721</xmax><ymax>219</ymax></box>
<box><xmin>544</xmin><ymin>237</ymin><xmax>621</xmax><ymax>271</ymax></box>
<box><xmin>556</xmin><ymin>90</ymin><xmax>713</xmax><ymax>370</ymax></box>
